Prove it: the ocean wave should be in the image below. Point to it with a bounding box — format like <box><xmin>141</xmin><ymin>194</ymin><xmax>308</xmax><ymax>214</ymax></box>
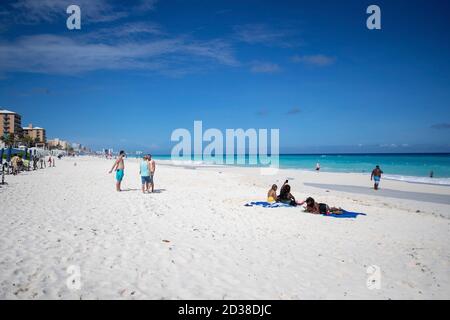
<box><xmin>384</xmin><ymin>174</ymin><xmax>450</xmax><ymax>186</ymax></box>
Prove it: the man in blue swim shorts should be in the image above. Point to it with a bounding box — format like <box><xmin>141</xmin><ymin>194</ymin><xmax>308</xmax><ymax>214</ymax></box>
<box><xmin>371</xmin><ymin>165</ymin><xmax>383</xmax><ymax>190</ymax></box>
<box><xmin>109</xmin><ymin>150</ymin><xmax>126</xmax><ymax>191</ymax></box>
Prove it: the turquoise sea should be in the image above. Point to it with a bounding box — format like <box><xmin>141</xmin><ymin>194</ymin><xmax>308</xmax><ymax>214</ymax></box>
<box><xmin>139</xmin><ymin>153</ymin><xmax>450</xmax><ymax>185</ymax></box>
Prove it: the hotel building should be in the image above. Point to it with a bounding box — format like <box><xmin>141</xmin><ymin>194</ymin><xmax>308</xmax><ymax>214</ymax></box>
<box><xmin>0</xmin><ymin>109</ymin><xmax>23</xmax><ymax>137</ymax></box>
<box><xmin>47</xmin><ymin>138</ymin><xmax>69</xmax><ymax>150</ymax></box>
<box><xmin>23</xmin><ymin>123</ymin><xmax>46</xmax><ymax>144</ymax></box>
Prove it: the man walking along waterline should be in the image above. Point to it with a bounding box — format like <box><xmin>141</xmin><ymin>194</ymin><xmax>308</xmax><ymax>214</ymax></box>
<box><xmin>109</xmin><ymin>150</ymin><xmax>126</xmax><ymax>192</ymax></box>
<box><xmin>371</xmin><ymin>165</ymin><xmax>384</xmax><ymax>190</ymax></box>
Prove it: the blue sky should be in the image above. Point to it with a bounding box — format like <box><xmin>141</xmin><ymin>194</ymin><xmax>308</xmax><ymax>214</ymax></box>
<box><xmin>0</xmin><ymin>0</ymin><xmax>449</xmax><ymax>153</ymax></box>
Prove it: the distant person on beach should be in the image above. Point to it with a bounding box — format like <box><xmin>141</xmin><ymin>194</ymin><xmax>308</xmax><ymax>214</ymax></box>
<box><xmin>11</xmin><ymin>154</ymin><xmax>19</xmax><ymax>175</ymax></box>
<box><xmin>109</xmin><ymin>150</ymin><xmax>126</xmax><ymax>192</ymax></box>
<box><xmin>316</xmin><ymin>162</ymin><xmax>320</xmax><ymax>171</ymax></box>
<box><xmin>139</xmin><ymin>155</ymin><xmax>151</xmax><ymax>193</ymax></box>
<box><xmin>32</xmin><ymin>155</ymin><xmax>38</xmax><ymax>170</ymax></box>
<box><xmin>371</xmin><ymin>165</ymin><xmax>384</xmax><ymax>190</ymax></box>
<box><xmin>303</xmin><ymin>197</ymin><xmax>342</xmax><ymax>215</ymax></box>
<box><xmin>17</xmin><ymin>154</ymin><xmax>23</xmax><ymax>171</ymax></box>
<box><xmin>277</xmin><ymin>180</ymin><xmax>302</xmax><ymax>206</ymax></box>
<box><xmin>430</xmin><ymin>171</ymin><xmax>434</xmax><ymax>178</ymax></box>
<box><xmin>148</xmin><ymin>154</ymin><xmax>156</xmax><ymax>193</ymax></box>
<box><xmin>267</xmin><ymin>184</ymin><xmax>278</xmax><ymax>202</ymax></box>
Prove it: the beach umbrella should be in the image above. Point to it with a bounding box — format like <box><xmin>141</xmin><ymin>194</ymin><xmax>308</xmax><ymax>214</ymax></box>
<box><xmin>24</xmin><ymin>148</ymin><xmax>30</xmax><ymax>169</ymax></box>
<box><xmin>6</xmin><ymin>146</ymin><xmax>12</xmax><ymax>162</ymax></box>
<box><xmin>0</xmin><ymin>149</ymin><xmax>3</xmax><ymax>183</ymax></box>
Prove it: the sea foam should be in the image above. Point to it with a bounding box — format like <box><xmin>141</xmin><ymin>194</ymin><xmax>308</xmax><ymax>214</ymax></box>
<box><xmin>384</xmin><ymin>174</ymin><xmax>450</xmax><ymax>186</ymax></box>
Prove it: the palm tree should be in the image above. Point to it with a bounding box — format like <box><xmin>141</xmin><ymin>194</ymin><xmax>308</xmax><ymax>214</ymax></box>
<box><xmin>5</xmin><ymin>134</ymin><xmax>15</xmax><ymax>147</ymax></box>
<box><xmin>20</xmin><ymin>135</ymin><xmax>34</xmax><ymax>147</ymax></box>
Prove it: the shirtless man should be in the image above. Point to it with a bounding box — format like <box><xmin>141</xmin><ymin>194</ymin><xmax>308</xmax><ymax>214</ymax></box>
<box><xmin>371</xmin><ymin>165</ymin><xmax>383</xmax><ymax>190</ymax></box>
<box><xmin>109</xmin><ymin>150</ymin><xmax>126</xmax><ymax>191</ymax></box>
<box><xmin>148</xmin><ymin>154</ymin><xmax>156</xmax><ymax>193</ymax></box>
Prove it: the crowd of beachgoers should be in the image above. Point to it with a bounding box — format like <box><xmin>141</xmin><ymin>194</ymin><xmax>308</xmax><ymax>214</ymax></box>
<box><xmin>1</xmin><ymin>153</ymin><xmax>58</xmax><ymax>178</ymax></box>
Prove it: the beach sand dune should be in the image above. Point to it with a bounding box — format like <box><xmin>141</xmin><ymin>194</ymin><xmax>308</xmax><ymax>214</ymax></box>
<box><xmin>0</xmin><ymin>157</ymin><xmax>449</xmax><ymax>299</ymax></box>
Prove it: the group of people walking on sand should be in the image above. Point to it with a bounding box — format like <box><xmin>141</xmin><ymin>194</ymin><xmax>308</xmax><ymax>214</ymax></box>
<box><xmin>109</xmin><ymin>151</ymin><xmax>156</xmax><ymax>193</ymax></box>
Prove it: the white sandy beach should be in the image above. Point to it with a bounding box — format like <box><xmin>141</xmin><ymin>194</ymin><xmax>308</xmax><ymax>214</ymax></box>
<box><xmin>0</xmin><ymin>156</ymin><xmax>449</xmax><ymax>299</ymax></box>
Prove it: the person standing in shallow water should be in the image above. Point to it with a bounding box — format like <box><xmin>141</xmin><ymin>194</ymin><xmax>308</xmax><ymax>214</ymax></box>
<box><xmin>109</xmin><ymin>150</ymin><xmax>126</xmax><ymax>192</ymax></box>
<box><xmin>371</xmin><ymin>165</ymin><xmax>384</xmax><ymax>190</ymax></box>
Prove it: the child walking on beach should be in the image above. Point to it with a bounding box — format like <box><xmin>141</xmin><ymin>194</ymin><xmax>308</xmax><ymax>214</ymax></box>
<box><xmin>109</xmin><ymin>150</ymin><xmax>126</xmax><ymax>192</ymax></box>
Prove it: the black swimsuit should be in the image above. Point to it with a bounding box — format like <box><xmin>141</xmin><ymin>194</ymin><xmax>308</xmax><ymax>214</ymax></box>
<box><xmin>318</xmin><ymin>203</ymin><xmax>328</xmax><ymax>214</ymax></box>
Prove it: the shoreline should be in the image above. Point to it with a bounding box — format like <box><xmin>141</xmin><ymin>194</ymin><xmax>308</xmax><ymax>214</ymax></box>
<box><xmin>304</xmin><ymin>182</ymin><xmax>450</xmax><ymax>205</ymax></box>
<box><xmin>146</xmin><ymin>157</ymin><xmax>450</xmax><ymax>187</ymax></box>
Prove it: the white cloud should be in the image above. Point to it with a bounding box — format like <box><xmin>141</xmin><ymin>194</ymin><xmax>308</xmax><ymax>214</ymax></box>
<box><xmin>234</xmin><ymin>24</ymin><xmax>299</xmax><ymax>47</ymax></box>
<box><xmin>431</xmin><ymin>123</ymin><xmax>450</xmax><ymax>130</ymax></box>
<box><xmin>291</xmin><ymin>54</ymin><xmax>335</xmax><ymax>66</ymax></box>
<box><xmin>250</xmin><ymin>61</ymin><xmax>281</xmax><ymax>73</ymax></box>
<box><xmin>0</xmin><ymin>30</ymin><xmax>238</xmax><ymax>76</ymax></box>
<box><xmin>286</xmin><ymin>107</ymin><xmax>300</xmax><ymax>115</ymax></box>
<box><xmin>84</xmin><ymin>22</ymin><xmax>165</xmax><ymax>42</ymax></box>
<box><xmin>7</xmin><ymin>0</ymin><xmax>158</xmax><ymax>24</ymax></box>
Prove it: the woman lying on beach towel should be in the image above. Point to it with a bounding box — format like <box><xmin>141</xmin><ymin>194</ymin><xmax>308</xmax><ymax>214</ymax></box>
<box><xmin>303</xmin><ymin>197</ymin><xmax>343</xmax><ymax>214</ymax></box>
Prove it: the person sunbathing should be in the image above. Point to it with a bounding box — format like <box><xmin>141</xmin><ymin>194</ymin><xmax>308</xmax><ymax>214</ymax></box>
<box><xmin>304</xmin><ymin>197</ymin><xmax>342</xmax><ymax>214</ymax></box>
<box><xmin>276</xmin><ymin>180</ymin><xmax>303</xmax><ymax>206</ymax></box>
<box><xmin>267</xmin><ymin>184</ymin><xmax>278</xmax><ymax>202</ymax></box>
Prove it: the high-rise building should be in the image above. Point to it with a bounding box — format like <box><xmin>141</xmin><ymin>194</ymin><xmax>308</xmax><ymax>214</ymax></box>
<box><xmin>0</xmin><ymin>109</ymin><xmax>23</xmax><ymax>137</ymax></box>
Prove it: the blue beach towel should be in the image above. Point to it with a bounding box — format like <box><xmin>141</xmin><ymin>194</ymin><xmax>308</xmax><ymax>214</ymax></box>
<box><xmin>244</xmin><ymin>202</ymin><xmax>366</xmax><ymax>218</ymax></box>
<box><xmin>322</xmin><ymin>210</ymin><xmax>366</xmax><ymax>218</ymax></box>
<box><xmin>245</xmin><ymin>201</ymin><xmax>293</xmax><ymax>208</ymax></box>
